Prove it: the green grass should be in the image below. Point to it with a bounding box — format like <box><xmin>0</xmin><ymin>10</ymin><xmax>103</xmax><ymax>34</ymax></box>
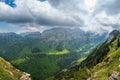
<box><xmin>77</xmin><ymin>57</ymin><xmax>86</xmax><ymax>63</ymax></box>
<box><xmin>14</xmin><ymin>55</ymin><xmax>60</xmax><ymax>80</ymax></box>
<box><xmin>90</xmin><ymin>38</ymin><xmax>120</xmax><ymax>80</ymax></box>
<box><xmin>0</xmin><ymin>57</ymin><xmax>22</xmax><ymax>80</ymax></box>
<box><xmin>91</xmin><ymin>48</ymin><xmax>120</xmax><ymax>80</ymax></box>
<box><xmin>11</xmin><ymin>58</ymin><xmax>26</xmax><ymax>65</ymax></box>
<box><xmin>48</xmin><ymin>49</ymin><xmax>69</xmax><ymax>55</ymax></box>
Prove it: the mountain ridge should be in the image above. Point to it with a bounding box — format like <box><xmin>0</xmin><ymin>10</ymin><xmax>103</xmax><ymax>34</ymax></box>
<box><xmin>55</xmin><ymin>30</ymin><xmax>120</xmax><ymax>80</ymax></box>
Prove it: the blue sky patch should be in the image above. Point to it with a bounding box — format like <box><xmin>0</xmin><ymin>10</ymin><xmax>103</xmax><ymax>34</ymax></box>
<box><xmin>39</xmin><ymin>0</ymin><xmax>46</xmax><ymax>2</ymax></box>
<box><xmin>0</xmin><ymin>22</ymin><xmax>23</xmax><ymax>32</ymax></box>
<box><xmin>0</xmin><ymin>0</ymin><xmax>16</xmax><ymax>7</ymax></box>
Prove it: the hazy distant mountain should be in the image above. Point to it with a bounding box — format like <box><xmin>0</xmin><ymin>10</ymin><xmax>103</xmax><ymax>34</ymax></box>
<box><xmin>25</xmin><ymin>32</ymin><xmax>41</xmax><ymax>39</ymax></box>
<box><xmin>41</xmin><ymin>28</ymin><xmax>85</xmax><ymax>41</ymax></box>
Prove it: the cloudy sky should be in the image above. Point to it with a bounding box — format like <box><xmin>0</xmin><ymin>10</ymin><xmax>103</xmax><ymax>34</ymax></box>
<box><xmin>0</xmin><ymin>0</ymin><xmax>119</xmax><ymax>33</ymax></box>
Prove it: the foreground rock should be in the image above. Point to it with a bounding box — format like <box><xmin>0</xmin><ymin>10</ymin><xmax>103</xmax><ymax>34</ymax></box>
<box><xmin>20</xmin><ymin>72</ymin><xmax>31</xmax><ymax>80</ymax></box>
<box><xmin>109</xmin><ymin>71</ymin><xmax>119</xmax><ymax>80</ymax></box>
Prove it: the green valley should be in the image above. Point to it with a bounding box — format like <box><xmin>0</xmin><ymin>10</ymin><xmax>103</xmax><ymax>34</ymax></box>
<box><xmin>0</xmin><ymin>28</ymin><xmax>107</xmax><ymax>80</ymax></box>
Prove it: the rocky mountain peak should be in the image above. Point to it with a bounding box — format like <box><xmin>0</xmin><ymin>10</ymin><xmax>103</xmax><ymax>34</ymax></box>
<box><xmin>107</xmin><ymin>30</ymin><xmax>120</xmax><ymax>43</ymax></box>
<box><xmin>109</xmin><ymin>30</ymin><xmax>119</xmax><ymax>37</ymax></box>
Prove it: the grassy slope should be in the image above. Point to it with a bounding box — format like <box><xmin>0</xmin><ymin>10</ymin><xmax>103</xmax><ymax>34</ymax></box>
<box><xmin>70</xmin><ymin>37</ymin><xmax>120</xmax><ymax>80</ymax></box>
<box><xmin>91</xmin><ymin>38</ymin><xmax>120</xmax><ymax>80</ymax></box>
<box><xmin>0</xmin><ymin>57</ymin><xmax>22</xmax><ymax>80</ymax></box>
<box><xmin>55</xmin><ymin>33</ymin><xmax>120</xmax><ymax>80</ymax></box>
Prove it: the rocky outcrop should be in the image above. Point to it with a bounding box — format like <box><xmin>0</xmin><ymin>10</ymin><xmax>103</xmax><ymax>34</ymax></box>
<box><xmin>0</xmin><ymin>57</ymin><xmax>23</xmax><ymax>80</ymax></box>
<box><xmin>107</xmin><ymin>30</ymin><xmax>120</xmax><ymax>43</ymax></box>
<box><xmin>20</xmin><ymin>72</ymin><xmax>31</xmax><ymax>80</ymax></box>
<box><xmin>109</xmin><ymin>71</ymin><xmax>119</xmax><ymax>80</ymax></box>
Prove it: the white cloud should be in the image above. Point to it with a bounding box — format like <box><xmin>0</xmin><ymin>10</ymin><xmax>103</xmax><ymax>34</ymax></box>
<box><xmin>0</xmin><ymin>0</ymin><xmax>119</xmax><ymax>33</ymax></box>
<box><xmin>96</xmin><ymin>12</ymin><xmax>120</xmax><ymax>24</ymax></box>
<box><xmin>0</xmin><ymin>29</ymin><xmax>7</xmax><ymax>33</ymax></box>
<box><xmin>0</xmin><ymin>0</ymin><xmax>84</xmax><ymax>27</ymax></box>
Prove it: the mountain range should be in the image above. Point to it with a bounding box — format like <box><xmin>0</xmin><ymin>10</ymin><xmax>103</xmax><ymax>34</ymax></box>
<box><xmin>0</xmin><ymin>28</ymin><xmax>108</xmax><ymax>80</ymax></box>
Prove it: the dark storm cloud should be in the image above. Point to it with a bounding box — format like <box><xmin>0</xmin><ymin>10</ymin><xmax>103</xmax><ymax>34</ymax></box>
<box><xmin>36</xmin><ymin>18</ymin><xmax>84</xmax><ymax>27</ymax></box>
<box><xmin>0</xmin><ymin>15</ymin><xmax>33</xmax><ymax>24</ymax></box>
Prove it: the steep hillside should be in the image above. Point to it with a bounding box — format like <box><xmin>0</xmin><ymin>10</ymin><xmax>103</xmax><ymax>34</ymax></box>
<box><xmin>55</xmin><ymin>30</ymin><xmax>120</xmax><ymax>80</ymax></box>
<box><xmin>0</xmin><ymin>57</ymin><xmax>31</xmax><ymax>80</ymax></box>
